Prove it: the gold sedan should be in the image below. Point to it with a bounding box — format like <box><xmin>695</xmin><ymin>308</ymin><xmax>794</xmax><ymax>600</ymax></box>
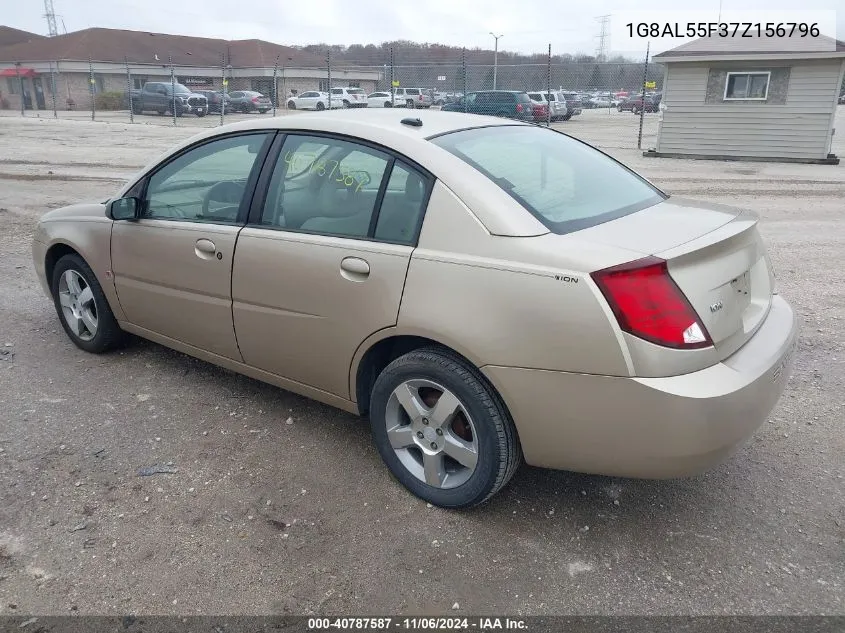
<box><xmin>32</xmin><ymin>110</ymin><xmax>798</xmax><ymax>507</ymax></box>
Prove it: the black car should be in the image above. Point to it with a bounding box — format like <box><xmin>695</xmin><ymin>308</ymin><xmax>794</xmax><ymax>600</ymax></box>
<box><xmin>227</xmin><ymin>91</ymin><xmax>272</xmax><ymax>114</ymax></box>
<box><xmin>441</xmin><ymin>90</ymin><xmax>534</xmax><ymax>121</ymax></box>
<box><xmin>196</xmin><ymin>90</ymin><xmax>230</xmax><ymax>113</ymax></box>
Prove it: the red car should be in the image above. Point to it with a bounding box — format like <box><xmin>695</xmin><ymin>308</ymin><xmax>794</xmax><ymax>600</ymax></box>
<box><xmin>617</xmin><ymin>95</ymin><xmax>658</xmax><ymax>114</ymax></box>
<box><xmin>531</xmin><ymin>102</ymin><xmax>549</xmax><ymax>122</ymax></box>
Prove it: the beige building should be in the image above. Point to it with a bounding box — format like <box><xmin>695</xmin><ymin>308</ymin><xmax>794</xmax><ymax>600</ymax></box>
<box><xmin>647</xmin><ymin>34</ymin><xmax>845</xmax><ymax>164</ymax></box>
<box><xmin>0</xmin><ymin>26</ymin><xmax>381</xmax><ymax>111</ymax></box>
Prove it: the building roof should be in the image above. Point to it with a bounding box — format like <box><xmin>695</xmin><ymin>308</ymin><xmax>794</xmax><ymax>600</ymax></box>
<box><xmin>0</xmin><ymin>27</ymin><xmax>325</xmax><ymax>68</ymax></box>
<box><xmin>0</xmin><ymin>25</ymin><xmax>44</xmax><ymax>48</ymax></box>
<box><xmin>653</xmin><ymin>33</ymin><xmax>845</xmax><ymax>62</ymax></box>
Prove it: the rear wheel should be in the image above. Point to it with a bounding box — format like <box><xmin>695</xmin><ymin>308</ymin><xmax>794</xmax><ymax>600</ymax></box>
<box><xmin>51</xmin><ymin>254</ymin><xmax>126</xmax><ymax>354</ymax></box>
<box><xmin>617</xmin><ymin>104</ymin><xmax>623</xmax><ymax>112</ymax></box>
<box><xmin>196</xmin><ymin>110</ymin><xmax>206</xmax><ymax>117</ymax></box>
<box><xmin>632</xmin><ymin>106</ymin><xmax>640</xmax><ymax>115</ymax></box>
<box><xmin>288</xmin><ymin>100</ymin><xmax>296</xmax><ymax>109</ymax></box>
<box><xmin>406</xmin><ymin>99</ymin><xmax>415</xmax><ymax>109</ymax></box>
<box><xmin>383</xmin><ymin>101</ymin><xmax>392</xmax><ymax>107</ymax></box>
<box><xmin>369</xmin><ymin>347</ymin><xmax>521</xmax><ymax>508</ymax></box>
<box><xmin>343</xmin><ymin>99</ymin><xmax>351</xmax><ymax>108</ymax></box>
<box><xmin>316</xmin><ymin>101</ymin><xmax>325</xmax><ymax>111</ymax></box>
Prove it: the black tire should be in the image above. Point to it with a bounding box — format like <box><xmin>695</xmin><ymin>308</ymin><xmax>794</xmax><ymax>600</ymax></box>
<box><xmin>315</xmin><ymin>101</ymin><xmax>325</xmax><ymax>111</ymax></box>
<box><xmin>617</xmin><ymin>105</ymin><xmax>623</xmax><ymax>112</ymax></box>
<box><xmin>196</xmin><ymin>110</ymin><xmax>206</xmax><ymax>117</ymax></box>
<box><xmin>406</xmin><ymin>99</ymin><xmax>415</xmax><ymax>109</ymax></box>
<box><xmin>342</xmin><ymin>99</ymin><xmax>350</xmax><ymax>108</ymax></box>
<box><xmin>632</xmin><ymin>106</ymin><xmax>640</xmax><ymax>115</ymax></box>
<box><xmin>287</xmin><ymin>101</ymin><xmax>296</xmax><ymax>109</ymax></box>
<box><xmin>51</xmin><ymin>254</ymin><xmax>126</xmax><ymax>354</ymax></box>
<box><xmin>369</xmin><ymin>347</ymin><xmax>521</xmax><ymax>508</ymax></box>
<box><xmin>383</xmin><ymin>101</ymin><xmax>392</xmax><ymax>108</ymax></box>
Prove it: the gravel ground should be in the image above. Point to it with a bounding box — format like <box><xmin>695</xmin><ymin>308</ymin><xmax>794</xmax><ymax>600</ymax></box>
<box><xmin>0</xmin><ymin>108</ymin><xmax>843</xmax><ymax>616</ymax></box>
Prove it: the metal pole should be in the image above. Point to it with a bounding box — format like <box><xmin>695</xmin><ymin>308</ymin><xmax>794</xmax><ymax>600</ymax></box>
<box><xmin>125</xmin><ymin>56</ymin><xmax>133</xmax><ymax>124</ymax></box>
<box><xmin>170</xmin><ymin>54</ymin><xmax>176</xmax><ymax>126</ymax></box>
<box><xmin>49</xmin><ymin>61</ymin><xmax>57</xmax><ymax>118</ymax></box>
<box><xmin>547</xmin><ymin>43</ymin><xmax>552</xmax><ymax>126</ymax></box>
<box><xmin>88</xmin><ymin>57</ymin><xmax>95</xmax><ymax>121</ymax></box>
<box><xmin>462</xmin><ymin>48</ymin><xmax>467</xmax><ymax>112</ymax></box>
<box><xmin>272</xmin><ymin>54</ymin><xmax>279</xmax><ymax>117</ymax></box>
<box><xmin>490</xmin><ymin>33</ymin><xmax>503</xmax><ymax>90</ymax></box>
<box><xmin>15</xmin><ymin>64</ymin><xmax>23</xmax><ymax>116</ymax></box>
<box><xmin>390</xmin><ymin>47</ymin><xmax>395</xmax><ymax>107</ymax></box>
<box><xmin>327</xmin><ymin>49</ymin><xmax>332</xmax><ymax>110</ymax></box>
<box><xmin>220</xmin><ymin>53</ymin><xmax>226</xmax><ymax>126</ymax></box>
<box><xmin>637</xmin><ymin>42</ymin><xmax>650</xmax><ymax>150</ymax></box>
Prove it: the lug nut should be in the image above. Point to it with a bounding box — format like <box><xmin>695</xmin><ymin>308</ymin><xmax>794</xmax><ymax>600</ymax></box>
<box><xmin>422</xmin><ymin>418</ymin><xmax>429</xmax><ymax>425</ymax></box>
<box><xmin>435</xmin><ymin>428</ymin><xmax>443</xmax><ymax>436</ymax></box>
<box><xmin>430</xmin><ymin>442</ymin><xmax>437</xmax><ymax>450</ymax></box>
<box><xmin>417</xmin><ymin>431</ymin><xmax>424</xmax><ymax>439</ymax></box>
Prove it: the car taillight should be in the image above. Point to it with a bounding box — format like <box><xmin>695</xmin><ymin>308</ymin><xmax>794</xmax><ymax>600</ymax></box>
<box><xmin>252</xmin><ymin>97</ymin><xmax>259</xmax><ymax>102</ymax></box>
<box><xmin>516</xmin><ymin>103</ymin><xmax>524</xmax><ymax>112</ymax></box>
<box><xmin>591</xmin><ymin>256</ymin><xmax>712</xmax><ymax>349</ymax></box>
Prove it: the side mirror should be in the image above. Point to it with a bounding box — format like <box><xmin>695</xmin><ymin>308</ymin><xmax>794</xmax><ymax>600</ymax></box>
<box><xmin>110</xmin><ymin>197</ymin><xmax>140</xmax><ymax>220</ymax></box>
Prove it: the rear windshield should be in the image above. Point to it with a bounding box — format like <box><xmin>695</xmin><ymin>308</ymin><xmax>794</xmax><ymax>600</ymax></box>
<box><xmin>430</xmin><ymin>126</ymin><xmax>665</xmax><ymax>234</ymax></box>
<box><xmin>347</xmin><ymin>88</ymin><xmax>365</xmax><ymax>94</ymax></box>
<box><xmin>406</xmin><ymin>89</ymin><xmax>420</xmax><ymax>95</ymax></box>
<box><xmin>527</xmin><ymin>93</ymin><xmax>543</xmax><ymax>101</ymax></box>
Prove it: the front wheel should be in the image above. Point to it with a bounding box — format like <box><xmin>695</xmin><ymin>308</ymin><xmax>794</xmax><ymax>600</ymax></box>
<box><xmin>632</xmin><ymin>106</ymin><xmax>640</xmax><ymax>115</ymax></box>
<box><xmin>617</xmin><ymin>105</ymin><xmax>623</xmax><ymax>112</ymax></box>
<box><xmin>343</xmin><ymin>100</ymin><xmax>350</xmax><ymax>108</ymax></box>
<box><xmin>288</xmin><ymin>101</ymin><xmax>296</xmax><ymax>109</ymax></box>
<box><xmin>369</xmin><ymin>347</ymin><xmax>521</xmax><ymax>508</ymax></box>
<box><xmin>383</xmin><ymin>101</ymin><xmax>392</xmax><ymax>107</ymax></box>
<box><xmin>51</xmin><ymin>254</ymin><xmax>126</xmax><ymax>354</ymax></box>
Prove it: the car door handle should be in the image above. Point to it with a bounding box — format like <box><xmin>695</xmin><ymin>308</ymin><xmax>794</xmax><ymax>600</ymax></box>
<box><xmin>195</xmin><ymin>238</ymin><xmax>216</xmax><ymax>254</ymax></box>
<box><xmin>340</xmin><ymin>257</ymin><xmax>370</xmax><ymax>279</ymax></box>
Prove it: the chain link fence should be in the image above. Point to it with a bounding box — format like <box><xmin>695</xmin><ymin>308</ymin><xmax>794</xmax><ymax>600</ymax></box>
<box><xmin>1</xmin><ymin>44</ymin><xmax>661</xmax><ymax>146</ymax></box>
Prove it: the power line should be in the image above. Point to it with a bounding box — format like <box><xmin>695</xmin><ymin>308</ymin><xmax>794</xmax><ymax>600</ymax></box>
<box><xmin>595</xmin><ymin>14</ymin><xmax>610</xmax><ymax>61</ymax></box>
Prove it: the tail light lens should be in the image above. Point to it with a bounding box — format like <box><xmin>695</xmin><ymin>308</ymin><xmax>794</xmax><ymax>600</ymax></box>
<box><xmin>252</xmin><ymin>96</ymin><xmax>259</xmax><ymax>103</ymax></box>
<box><xmin>419</xmin><ymin>94</ymin><xmax>423</xmax><ymax>100</ymax></box>
<box><xmin>516</xmin><ymin>103</ymin><xmax>524</xmax><ymax>113</ymax></box>
<box><xmin>591</xmin><ymin>256</ymin><xmax>712</xmax><ymax>349</ymax></box>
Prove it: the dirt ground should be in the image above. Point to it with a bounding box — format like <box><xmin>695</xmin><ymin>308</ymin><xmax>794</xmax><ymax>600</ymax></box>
<box><xmin>0</xmin><ymin>107</ymin><xmax>843</xmax><ymax>616</ymax></box>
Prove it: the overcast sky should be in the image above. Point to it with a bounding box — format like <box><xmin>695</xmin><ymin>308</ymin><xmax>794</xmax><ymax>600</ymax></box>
<box><xmin>6</xmin><ymin>0</ymin><xmax>843</xmax><ymax>57</ymax></box>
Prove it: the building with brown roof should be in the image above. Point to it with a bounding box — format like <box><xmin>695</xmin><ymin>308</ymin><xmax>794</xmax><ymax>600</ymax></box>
<box><xmin>0</xmin><ymin>27</ymin><xmax>381</xmax><ymax>111</ymax></box>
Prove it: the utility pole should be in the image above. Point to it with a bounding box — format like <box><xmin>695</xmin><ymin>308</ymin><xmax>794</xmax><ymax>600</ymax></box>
<box><xmin>595</xmin><ymin>15</ymin><xmax>610</xmax><ymax>61</ymax></box>
<box><xmin>489</xmin><ymin>32</ymin><xmax>503</xmax><ymax>89</ymax></box>
<box><xmin>43</xmin><ymin>0</ymin><xmax>58</xmax><ymax>37</ymax></box>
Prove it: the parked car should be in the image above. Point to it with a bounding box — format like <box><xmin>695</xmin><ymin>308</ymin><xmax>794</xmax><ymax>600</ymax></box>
<box><xmin>227</xmin><ymin>91</ymin><xmax>272</xmax><ymax>114</ymax></box>
<box><xmin>287</xmin><ymin>91</ymin><xmax>335</xmax><ymax>111</ymax></box>
<box><xmin>559</xmin><ymin>92</ymin><xmax>583</xmax><ymax>116</ymax></box>
<box><xmin>392</xmin><ymin>88</ymin><xmax>434</xmax><ymax>109</ymax></box>
<box><xmin>196</xmin><ymin>90</ymin><xmax>230</xmax><ymax>113</ymax></box>
<box><xmin>330</xmin><ymin>87</ymin><xmax>368</xmax><ymax>108</ymax></box>
<box><xmin>367</xmin><ymin>92</ymin><xmax>394</xmax><ymax>108</ymax></box>
<box><xmin>526</xmin><ymin>91</ymin><xmax>567</xmax><ymax>122</ymax></box>
<box><xmin>128</xmin><ymin>82</ymin><xmax>208</xmax><ymax>117</ymax></box>
<box><xmin>442</xmin><ymin>90</ymin><xmax>534</xmax><ymax>121</ymax></box>
<box><xmin>618</xmin><ymin>95</ymin><xmax>659</xmax><ymax>114</ymax></box>
<box><xmin>33</xmin><ymin>109</ymin><xmax>798</xmax><ymax>508</ymax></box>
<box><xmin>839</xmin><ymin>92</ymin><xmax>845</xmax><ymax>104</ymax></box>
<box><xmin>529</xmin><ymin>99</ymin><xmax>549</xmax><ymax>123</ymax></box>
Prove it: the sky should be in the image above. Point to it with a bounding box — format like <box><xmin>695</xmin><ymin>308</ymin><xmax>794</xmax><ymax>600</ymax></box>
<box><xmin>5</xmin><ymin>0</ymin><xmax>843</xmax><ymax>58</ymax></box>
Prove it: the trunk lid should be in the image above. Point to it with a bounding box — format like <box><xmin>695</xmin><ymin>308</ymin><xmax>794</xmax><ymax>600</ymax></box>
<box><xmin>580</xmin><ymin>197</ymin><xmax>775</xmax><ymax>361</ymax></box>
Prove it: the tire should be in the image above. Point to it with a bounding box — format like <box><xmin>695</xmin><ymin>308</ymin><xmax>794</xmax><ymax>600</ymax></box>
<box><xmin>383</xmin><ymin>101</ymin><xmax>392</xmax><ymax>107</ymax></box>
<box><xmin>617</xmin><ymin>105</ymin><xmax>623</xmax><ymax>112</ymax></box>
<box><xmin>369</xmin><ymin>347</ymin><xmax>521</xmax><ymax>508</ymax></box>
<box><xmin>316</xmin><ymin>101</ymin><xmax>325</xmax><ymax>111</ymax></box>
<box><xmin>288</xmin><ymin>101</ymin><xmax>296</xmax><ymax>109</ymax></box>
<box><xmin>406</xmin><ymin>99</ymin><xmax>415</xmax><ymax>109</ymax></box>
<box><xmin>51</xmin><ymin>254</ymin><xmax>126</xmax><ymax>354</ymax></box>
<box><xmin>196</xmin><ymin>110</ymin><xmax>206</xmax><ymax>117</ymax></box>
<box><xmin>131</xmin><ymin>103</ymin><xmax>142</xmax><ymax>115</ymax></box>
<box><xmin>343</xmin><ymin>99</ymin><xmax>350</xmax><ymax>109</ymax></box>
<box><xmin>632</xmin><ymin>106</ymin><xmax>640</xmax><ymax>115</ymax></box>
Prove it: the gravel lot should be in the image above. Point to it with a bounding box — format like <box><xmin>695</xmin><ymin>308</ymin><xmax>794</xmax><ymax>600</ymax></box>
<box><xmin>0</xmin><ymin>107</ymin><xmax>843</xmax><ymax>616</ymax></box>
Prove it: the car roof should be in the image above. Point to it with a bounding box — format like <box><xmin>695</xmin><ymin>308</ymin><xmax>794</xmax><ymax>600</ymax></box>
<box><xmin>117</xmin><ymin>109</ymin><xmax>546</xmax><ymax>238</ymax></box>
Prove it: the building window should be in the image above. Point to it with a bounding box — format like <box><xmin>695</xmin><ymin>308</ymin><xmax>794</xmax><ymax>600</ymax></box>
<box><xmin>7</xmin><ymin>77</ymin><xmax>20</xmax><ymax>95</ymax></box>
<box><xmin>318</xmin><ymin>79</ymin><xmax>329</xmax><ymax>91</ymax></box>
<box><xmin>724</xmin><ymin>72</ymin><xmax>770</xmax><ymax>100</ymax></box>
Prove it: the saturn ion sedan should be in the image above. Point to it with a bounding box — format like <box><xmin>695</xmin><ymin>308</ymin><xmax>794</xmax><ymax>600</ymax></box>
<box><xmin>32</xmin><ymin>109</ymin><xmax>799</xmax><ymax>508</ymax></box>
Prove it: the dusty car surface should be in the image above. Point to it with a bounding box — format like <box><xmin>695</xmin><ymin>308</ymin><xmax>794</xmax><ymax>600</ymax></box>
<box><xmin>32</xmin><ymin>109</ymin><xmax>799</xmax><ymax>508</ymax></box>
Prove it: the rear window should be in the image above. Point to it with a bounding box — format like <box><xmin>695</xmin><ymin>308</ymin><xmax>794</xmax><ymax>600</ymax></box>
<box><xmin>347</xmin><ymin>88</ymin><xmax>365</xmax><ymax>94</ymax></box>
<box><xmin>406</xmin><ymin>89</ymin><xmax>420</xmax><ymax>95</ymax></box>
<box><xmin>527</xmin><ymin>93</ymin><xmax>542</xmax><ymax>100</ymax></box>
<box><xmin>430</xmin><ymin>126</ymin><xmax>665</xmax><ymax>234</ymax></box>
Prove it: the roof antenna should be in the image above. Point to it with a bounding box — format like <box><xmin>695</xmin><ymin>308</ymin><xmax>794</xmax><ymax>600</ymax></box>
<box><xmin>401</xmin><ymin>117</ymin><xmax>423</xmax><ymax>127</ymax></box>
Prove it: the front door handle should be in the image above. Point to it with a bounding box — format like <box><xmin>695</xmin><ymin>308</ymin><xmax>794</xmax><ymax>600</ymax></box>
<box><xmin>340</xmin><ymin>257</ymin><xmax>370</xmax><ymax>280</ymax></box>
<box><xmin>196</xmin><ymin>239</ymin><xmax>216</xmax><ymax>253</ymax></box>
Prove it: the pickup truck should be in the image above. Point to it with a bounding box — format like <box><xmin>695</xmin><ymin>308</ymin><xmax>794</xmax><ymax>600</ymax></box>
<box><xmin>128</xmin><ymin>82</ymin><xmax>208</xmax><ymax>117</ymax></box>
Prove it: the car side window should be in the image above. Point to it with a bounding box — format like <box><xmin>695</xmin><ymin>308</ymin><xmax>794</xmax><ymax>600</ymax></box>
<box><xmin>374</xmin><ymin>161</ymin><xmax>428</xmax><ymax>245</ymax></box>
<box><xmin>143</xmin><ymin>133</ymin><xmax>271</xmax><ymax>224</ymax></box>
<box><xmin>259</xmin><ymin>135</ymin><xmax>390</xmax><ymax>239</ymax></box>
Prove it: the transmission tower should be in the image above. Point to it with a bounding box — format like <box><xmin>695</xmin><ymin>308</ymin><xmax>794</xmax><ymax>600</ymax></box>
<box><xmin>595</xmin><ymin>14</ymin><xmax>610</xmax><ymax>61</ymax></box>
<box><xmin>44</xmin><ymin>0</ymin><xmax>58</xmax><ymax>37</ymax></box>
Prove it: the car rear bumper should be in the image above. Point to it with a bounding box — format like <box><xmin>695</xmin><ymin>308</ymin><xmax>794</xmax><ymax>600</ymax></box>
<box><xmin>482</xmin><ymin>295</ymin><xmax>799</xmax><ymax>478</ymax></box>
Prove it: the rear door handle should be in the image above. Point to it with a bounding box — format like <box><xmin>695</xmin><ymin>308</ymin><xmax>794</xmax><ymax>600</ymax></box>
<box><xmin>340</xmin><ymin>257</ymin><xmax>370</xmax><ymax>280</ymax></box>
<box><xmin>195</xmin><ymin>238</ymin><xmax>216</xmax><ymax>254</ymax></box>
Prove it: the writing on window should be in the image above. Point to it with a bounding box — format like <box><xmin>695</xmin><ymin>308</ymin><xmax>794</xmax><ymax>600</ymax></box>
<box><xmin>724</xmin><ymin>72</ymin><xmax>770</xmax><ymax>100</ymax></box>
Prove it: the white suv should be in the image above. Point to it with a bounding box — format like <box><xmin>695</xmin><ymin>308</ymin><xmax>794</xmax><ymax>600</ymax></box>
<box><xmin>527</xmin><ymin>90</ymin><xmax>568</xmax><ymax>122</ymax></box>
<box><xmin>392</xmin><ymin>88</ymin><xmax>434</xmax><ymax>109</ymax></box>
<box><xmin>329</xmin><ymin>87</ymin><xmax>368</xmax><ymax>108</ymax></box>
